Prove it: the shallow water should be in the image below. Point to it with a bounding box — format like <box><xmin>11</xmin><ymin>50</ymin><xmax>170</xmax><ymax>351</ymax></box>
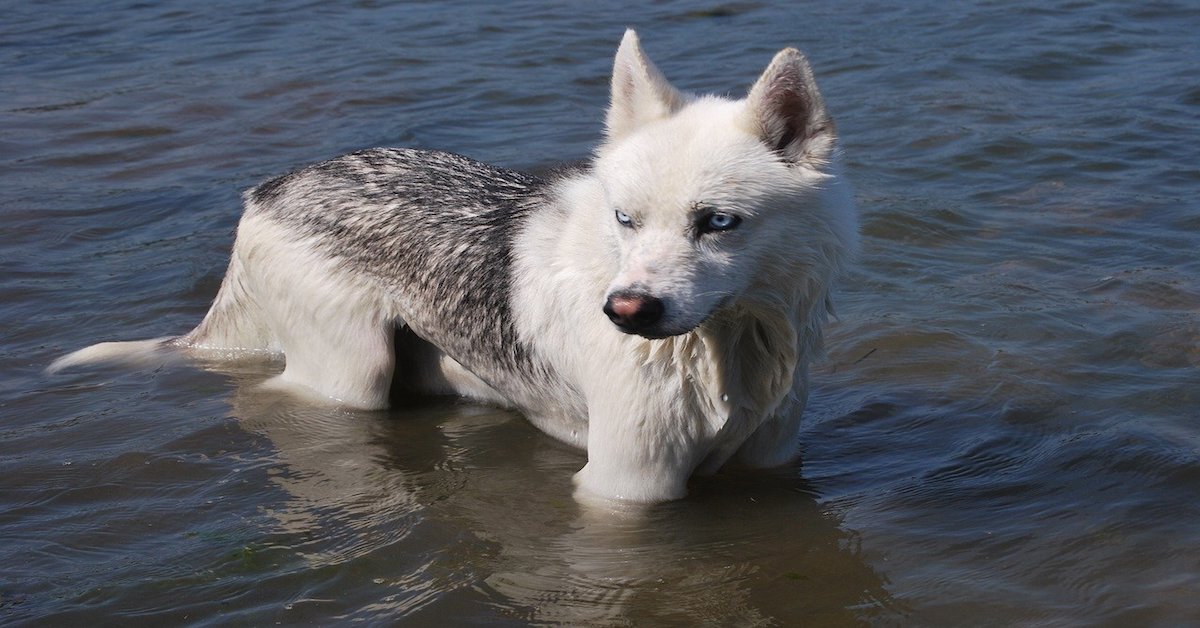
<box><xmin>3</xmin><ymin>0</ymin><xmax>1199</xmax><ymax>624</ymax></box>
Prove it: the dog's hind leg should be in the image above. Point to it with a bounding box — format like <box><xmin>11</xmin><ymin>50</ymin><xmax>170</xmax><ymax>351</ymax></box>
<box><xmin>197</xmin><ymin>215</ymin><xmax>397</xmax><ymax>409</ymax></box>
<box><xmin>265</xmin><ymin>306</ymin><xmax>396</xmax><ymax>410</ymax></box>
<box><xmin>257</xmin><ymin>267</ymin><xmax>396</xmax><ymax>409</ymax></box>
<box><xmin>252</xmin><ymin>266</ymin><xmax>396</xmax><ymax>410</ymax></box>
<box><xmin>180</xmin><ymin>251</ymin><xmax>276</xmax><ymax>356</ymax></box>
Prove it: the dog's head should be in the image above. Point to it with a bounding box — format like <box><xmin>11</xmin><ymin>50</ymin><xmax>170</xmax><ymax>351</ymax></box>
<box><xmin>593</xmin><ymin>30</ymin><xmax>857</xmax><ymax>339</ymax></box>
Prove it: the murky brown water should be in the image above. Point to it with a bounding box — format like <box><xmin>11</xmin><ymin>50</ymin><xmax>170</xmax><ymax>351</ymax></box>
<box><xmin>4</xmin><ymin>0</ymin><xmax>1200</xmax><ymax>624</ymax></box>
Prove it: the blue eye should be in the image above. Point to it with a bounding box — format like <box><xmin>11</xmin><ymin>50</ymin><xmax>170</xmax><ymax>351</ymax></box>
<box><xmin>701</xmin><ymin>212</ymin><xmax>742</xmax><ymax>233</ymax></box>
<box><xmin>615</xmin><ymin>210</ymin><xmax>633</xmax><ymax>227</ymax></box>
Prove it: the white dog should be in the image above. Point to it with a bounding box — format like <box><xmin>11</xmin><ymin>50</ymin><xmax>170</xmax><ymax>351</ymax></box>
<box><xmin>52</xmin><ymin>30</ymin><xmax>858</xmax><ymax>503</ymax></box>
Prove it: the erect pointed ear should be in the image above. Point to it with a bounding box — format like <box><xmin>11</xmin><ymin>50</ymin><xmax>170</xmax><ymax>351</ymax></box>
<box><xmin>605</xmin><ymin>29</ymin><xmax>686</xmax><ymax>141</ymax></box>
<box><xmin>744</xmin><ymin>48</ymin><xmax>836</xmax><ymax>168</ymax></box>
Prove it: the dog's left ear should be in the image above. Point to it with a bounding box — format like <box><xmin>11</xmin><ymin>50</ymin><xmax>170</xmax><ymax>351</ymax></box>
<box><xmin>605</xmin><ymin>29</ymin><xmax>686</xmax><ymax>141</ymax></box>
<box><xmin>745</xmin><ymin>48</ymin><xmax>836</xmax><ymax>168</ymax></box>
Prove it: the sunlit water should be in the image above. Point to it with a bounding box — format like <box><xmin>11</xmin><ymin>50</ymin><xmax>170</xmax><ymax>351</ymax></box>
<box><xmin>3</xmin><ymin>0</ymin><xmax>1199</xmax><ymax>625</ymax></box>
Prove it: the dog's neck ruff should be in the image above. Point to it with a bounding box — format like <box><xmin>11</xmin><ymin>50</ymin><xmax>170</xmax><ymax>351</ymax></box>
<box><xmin>630</xmin><ymin>302</ymin><xmax>803</xmax><ymax>428</ymax></box>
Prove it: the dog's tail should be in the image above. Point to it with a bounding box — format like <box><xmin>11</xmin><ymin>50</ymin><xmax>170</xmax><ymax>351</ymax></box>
<box><xmin>47</xmin><ymin>337</ymin><xmax>181</xmax><ymax>374</ymax></box>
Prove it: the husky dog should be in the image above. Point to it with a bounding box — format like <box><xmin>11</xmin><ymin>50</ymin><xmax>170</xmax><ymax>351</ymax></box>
<box><xmin>51</xmin><ymin>30</ymin><xmax>858</xmax><ymax>503</ymax></box>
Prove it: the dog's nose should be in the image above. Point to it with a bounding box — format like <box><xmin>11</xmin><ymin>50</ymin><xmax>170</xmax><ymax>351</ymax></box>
<box><xmin>603</xmin><ymin>292</ymin><xmax>664</xmax><ymax>333</ymax></box>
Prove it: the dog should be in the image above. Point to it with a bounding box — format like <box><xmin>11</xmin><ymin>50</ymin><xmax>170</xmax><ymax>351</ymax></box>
<box><xmin>50</xmin><ymin>30</ymin><xmax>858</xmax><ymax>503</ymax></box>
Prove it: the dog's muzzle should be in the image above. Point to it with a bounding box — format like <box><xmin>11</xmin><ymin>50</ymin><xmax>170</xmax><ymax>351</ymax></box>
<box><xmin>603</xmin><ymin>291</ymin><xmax>665</xmax><ymax>336</ymax></box>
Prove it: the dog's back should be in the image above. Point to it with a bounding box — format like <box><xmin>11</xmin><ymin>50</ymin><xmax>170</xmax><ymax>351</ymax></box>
<box><xmin>56</xmin><ymin>148</ymin><xmax>578</xmax><ymax>413</ymax></box>
<box><xmin>238</xmin><ymin>148</ymin><xmax>547</xmax><ymax>376</ymax></box>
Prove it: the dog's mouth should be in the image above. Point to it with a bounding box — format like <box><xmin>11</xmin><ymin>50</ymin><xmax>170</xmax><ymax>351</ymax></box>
<box><xmin>629</xmin><ymin>328</ymin><xmax>681</xmax><ymax>340</ymax></box>
<box><xmin>607</xmin><ymin>295</ymin><xmax>733</xmax><ymax>339</ymax></box>
<box><xmin>610</xmin><ymin>320</ymin><xmax>683</xmax><ymax>339</ymax></box>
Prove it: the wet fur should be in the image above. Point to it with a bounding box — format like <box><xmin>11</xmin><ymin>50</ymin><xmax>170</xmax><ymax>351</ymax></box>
<box><xmin>51</xmin><ymin>31</ymin><xmax>858</xmax><ymax>503</ymax></box>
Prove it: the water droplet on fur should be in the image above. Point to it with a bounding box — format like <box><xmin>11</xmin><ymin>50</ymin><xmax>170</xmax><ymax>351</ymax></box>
<box><xmin>721</xmin><ymin>394</ymin><xmax>729</xmax><ymax>402</ymax></box>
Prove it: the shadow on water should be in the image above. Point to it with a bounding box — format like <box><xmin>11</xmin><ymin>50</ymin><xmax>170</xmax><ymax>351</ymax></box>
<box><xmin>184</xmin><ymin>370</ymin><xmax>905</xmax><ymax>625</ymax></box>
<box><xmin>8</xmin><ymin>352</ymin><xmax>900</xmax><ymax>625</ymax></box>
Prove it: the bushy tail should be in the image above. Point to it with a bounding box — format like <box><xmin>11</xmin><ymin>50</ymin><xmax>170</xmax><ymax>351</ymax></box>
<box><xmin>47</xmin><ymin>337</ymin><xmax>181</xmax><ymax>374</ymax></box>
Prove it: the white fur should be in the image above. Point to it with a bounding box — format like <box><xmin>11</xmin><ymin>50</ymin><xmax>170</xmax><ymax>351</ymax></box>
<box><xmin>50</xmin><ymin>30</ymin><xmax>858</xmax><ymax>504</ymax></box>
<box><xmin>520</xmin><ymin>31</ymin><xmax>857</xmax><ymax>501</ymax></box>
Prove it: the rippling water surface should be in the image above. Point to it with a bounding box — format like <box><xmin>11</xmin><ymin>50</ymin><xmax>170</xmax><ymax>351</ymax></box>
<box><xmin>3</xmin><ymin>0</ymin><xmax>1199</xmax><ymax>625</ymax></box>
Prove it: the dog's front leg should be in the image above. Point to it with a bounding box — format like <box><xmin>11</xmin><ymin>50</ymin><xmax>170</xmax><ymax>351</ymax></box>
<box><xmin>572</xmin><ymin>398</ymin><xmax>701</xmax><ymax>504</ymax></box>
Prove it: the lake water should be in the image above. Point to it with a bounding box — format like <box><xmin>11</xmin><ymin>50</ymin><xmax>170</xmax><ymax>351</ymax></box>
<box><xmin>3</xmin><ymin>0</ymin><xmax>1199</xmax><ymax>624</ymax></box>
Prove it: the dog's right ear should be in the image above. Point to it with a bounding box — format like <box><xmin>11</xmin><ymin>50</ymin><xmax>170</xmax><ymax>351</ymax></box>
<box><xmin>744</xmin><ymin>48</ymin><xmax>836</xmax><ymax>169</ymax></box>
<box><xmin>605</xmin><ymin>29</ymin><xmax>685</xmax><ymax>141</ymax></box>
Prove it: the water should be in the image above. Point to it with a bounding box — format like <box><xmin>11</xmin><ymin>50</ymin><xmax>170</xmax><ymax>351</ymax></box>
<box><xmin>3</xmin><ymin>0</ymin><xmax>1199</xmax><ymax>624</ymax></box>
